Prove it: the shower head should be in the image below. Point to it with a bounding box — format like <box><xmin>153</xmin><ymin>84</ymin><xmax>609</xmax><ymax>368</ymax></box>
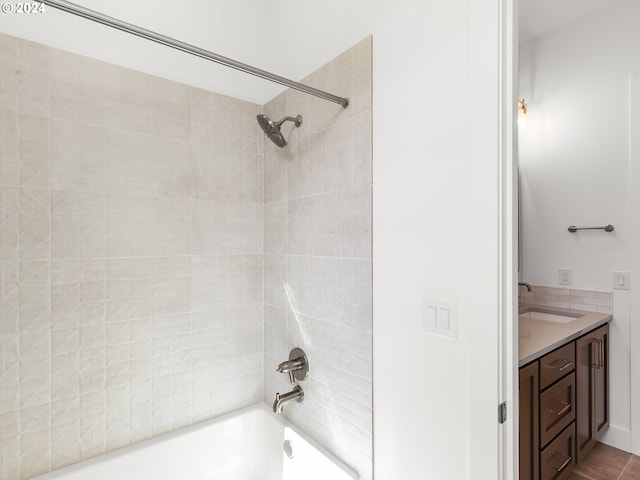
<box><xmin>257</xmin><ymin>114</ymin><xmax>303</xmax><ymax>148</ymax></box>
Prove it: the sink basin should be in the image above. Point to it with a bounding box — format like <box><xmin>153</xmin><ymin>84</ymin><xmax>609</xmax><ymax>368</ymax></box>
<box><xmin>520</xmin><ymin>310</ymin><xmax>582</xmax><ymax>324</ymax></box>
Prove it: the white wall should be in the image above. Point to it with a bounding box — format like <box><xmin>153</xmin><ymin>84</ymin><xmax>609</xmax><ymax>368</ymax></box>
<box><xmin>1</xmin><ymin>1</ymin><xmax>510</xmax><ymax>478</ymax></box>
<box><xmin>0</xmin><ymin>0</ymin><xmax>271</xmax><ymax>103</ymax></box>
<box><xmin>266</xmin><ymin>1</ymin><xmax>508</xmax><ymax>478</ymax></box>
<box><xmin>0</xmin><ymin>0</ymin><xmax>374</xmax><ymax>106</ymax></box>
<box><xmin>629</xmin><ymin>72</ymin><xmax>640</xmax><ymax>457</ymax></box>
<box><xmin>518</xmin><ymin>0</ymin><xmax>640</xmax><ymax>451</ymax></box>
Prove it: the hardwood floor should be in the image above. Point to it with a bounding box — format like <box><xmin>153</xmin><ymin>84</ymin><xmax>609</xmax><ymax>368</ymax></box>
<box><xmin>568</xmin><ymin>443</ymin><xmax>640</xmax><ymax>480</ymax></box>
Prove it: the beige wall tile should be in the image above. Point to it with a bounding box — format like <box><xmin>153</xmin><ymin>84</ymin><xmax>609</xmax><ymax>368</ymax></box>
<box><xmin>50</xmin><ymin>51</ymin><xmax>189</xmax><ymax>141</ymax></box>
<box><xmin>192</xmin><ymin>200</ymin><xmax>262</xmax><ymax>256</ymax></box>
<box><xmin>19</xmin><ymin>423</ymin><xmax>50</xmax><ymax>478</ymax></box>
<box><xmin>264</xmin><ymin>201</ymin><xmax>287</xmax><ymax>255</ymax></box>
<box><xmin>51</xmin><ymin>120</ymin><xmax>190</xmax><ymax>197</ymax></box>
<box><xmin>1</xmin><ymin>187</ymin><xmax>50</xmax><ymax>261</ymax></box>
<box><xmin>0</xmin><ymin>260</ymin><xmax>49</xmax><ymax>338</ymax></box>
<box><xmin>18</xmin><ymin>354</ymin><xmax>49</xmax><ymax>405</ymax></box>
<box><xmin>17</xmin><ymin>40</ymin><xmax>50</xmax><ymax>117</ymax></box>
<box><xmin>0</xmin><ymin>110</ymin><xmax>19</xmax><ymax>184</ymax></box>
<box><xmin>263</xmin><ymin>254</ymin><xmax>288</xmax><ymax>309</ymax></box>
<box><xmin>191</xmin><ymin>255</ymin><xmax>262</xmax><ymax>311</ymax></box>
<box><xmin>264</xmin><ymin>150</ymin><xmax>288</xmax><ymax>202</ymax></box>
<box><xmin>192</xmin><ymin>145</ymin><xmax>224</xmax><ymax>200</ymax></box>
<box><xmin>0</xmin><ymin>32</ymin><xmax>269</xmax><ymax>479</ymax></box>
<box><xmin>0</xmin><ymin>30</ymin><xmax>371</xmax><ymax>480</ymax></box>
<box><xmin>0</xmin><ymin>111</ymin><xmax>50</xmax><ymax>188</ymax></box>
<box><xmin>262</xmin><ymin>36</ymin><xmax>372</xmax><ymax>480</ymax></box>
<box><xmin>0</xmin><ymin>34</ymin><xmax>19</xmax><ymax>112</ymax></box>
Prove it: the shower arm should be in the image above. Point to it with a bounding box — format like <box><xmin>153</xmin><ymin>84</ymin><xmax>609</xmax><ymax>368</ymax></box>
<box><xmin>40</xmin><ymin>0</ymin><xmax>350</xmax><ymax>108</ymax></box>
<box><xmin>276</xmin><ymin>116</ymin><xmax>303</xmax><ymax>127</ymax></box>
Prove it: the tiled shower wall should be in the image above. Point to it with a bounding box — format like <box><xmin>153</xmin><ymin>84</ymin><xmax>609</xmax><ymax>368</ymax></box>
<box><xmin>0</xmin><ymin>33</ymin><xmax>263</xmax><ymax>479</ymax></box>
<box><xmin>263</xmin><ymin>37</ymin><xmax>373</xmax><ymax>479</ymax></box>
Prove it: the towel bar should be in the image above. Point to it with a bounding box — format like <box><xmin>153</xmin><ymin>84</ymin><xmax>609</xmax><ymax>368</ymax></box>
<box><xmin>567</xmin><ymin>225</ymin><xmax>614</xmax><ymax>233</ymax></box>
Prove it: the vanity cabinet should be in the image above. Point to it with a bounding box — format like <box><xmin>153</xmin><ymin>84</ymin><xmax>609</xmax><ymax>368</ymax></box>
<box><xmin>576</xmin><ymin>324</ymin><xmax>609</xmax><ymax>462</ymax></box>
<box><xmin>518</xmin><ymin>324</ymin><xmax>608</xmax><ymax>479</ymax></box>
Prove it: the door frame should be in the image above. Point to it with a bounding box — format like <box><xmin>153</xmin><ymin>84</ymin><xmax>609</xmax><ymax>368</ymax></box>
<box><xmin>469</xmin><ymin>0</ymin><xmax>518</xmax><ymax>478</ymax></box>
<box><xmin>630</xmin><ymin>72</ymin><xmax>640</xmax><ymax>456</ymax></box>
<box><xmin>500</xmin><ymin>0</ymin><xmax>519</xmax><ymax>477</ymax></box>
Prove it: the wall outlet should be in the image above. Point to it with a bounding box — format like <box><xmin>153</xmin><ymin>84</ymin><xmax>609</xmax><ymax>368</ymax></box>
<box><xmin>613</xmin><ymin>271</ymin><xmax>630</xmax><ymax>290</ymax></box>
<box><xmin>422</xmin><ymin>298</ymin><xmax>457</xmax><ymax>339</ymax></box>
<box><xmin>558</xmin><ymin>268</ymin><xmax>573</xmax><ymax>286</ymax></box>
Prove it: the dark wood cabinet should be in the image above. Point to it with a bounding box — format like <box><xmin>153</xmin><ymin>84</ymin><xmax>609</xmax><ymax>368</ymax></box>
<box><xmin>576</xmin><ymin>324</ymin><xmax>609</xmax><ymax>463</ymax></box>
<box><xmin>520</xmin><ymin>362</ymin><xmax>539</xmax><ymax>480</ymax></box>
<box><xmin>519</xmin><ymin>323</ymin><xmax>609</xmax><ymax>479</ymax></box>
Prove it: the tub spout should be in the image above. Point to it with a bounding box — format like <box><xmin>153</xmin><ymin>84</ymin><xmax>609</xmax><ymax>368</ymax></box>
<box><xmin>273</xmin><ymin>385</ymin><xmax>304</xmax><ymax>414</ymax></box>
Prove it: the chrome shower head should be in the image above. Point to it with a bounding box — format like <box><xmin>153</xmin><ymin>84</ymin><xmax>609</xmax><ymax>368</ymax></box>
<box><xmin>257</xmin><ymin>114</ymin><xmax>303</xmax><ymax>148</ymax></box>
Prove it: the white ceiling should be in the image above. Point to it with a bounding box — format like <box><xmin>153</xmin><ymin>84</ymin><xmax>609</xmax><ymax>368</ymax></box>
<box><xmin>519</xmin><ymin>0</ymin><xmax>627</xmax><ymax>43</ymax></box>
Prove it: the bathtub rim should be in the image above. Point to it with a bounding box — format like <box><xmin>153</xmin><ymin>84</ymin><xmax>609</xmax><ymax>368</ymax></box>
<box><xmin>32</xmin><ymin>402</ymin><xmax>358</xmax><ymax>480</ymax></box>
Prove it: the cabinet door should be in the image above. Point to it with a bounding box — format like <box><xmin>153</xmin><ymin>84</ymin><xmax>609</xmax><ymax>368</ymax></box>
<box><xmin>519</xmin><ymin>361</ymin><xmax>539</xmax><ymax>480</ymax></box>
<box><xmin>576</xmin><ymin>333</ymin><xmax>594</xmax><ymax>461</ymax></box>
<box><xmin>593</xmin><ymin>324</ymin><xmax>609</xmax><ymax>437</ymax></box>
<box><xmin>576</xmin><ymin>324</ymin><xmax>610</xmax><ymax>463</ymax></box>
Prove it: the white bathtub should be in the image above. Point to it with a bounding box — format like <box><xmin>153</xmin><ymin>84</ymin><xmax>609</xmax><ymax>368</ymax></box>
<box><xmin>33</xmin><ymin>404</ymin><xmax>357</xmax><ymax>480</ymax></box>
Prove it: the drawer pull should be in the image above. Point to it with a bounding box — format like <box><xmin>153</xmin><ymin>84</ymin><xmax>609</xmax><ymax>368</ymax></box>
<box><xmin>591</xmin><ymin>338</ymin><xmax>604</xmax><ymax>369</ymax></box>
<box><xmin>546</xmin><ymin>358</ymin><xmax>573</xmax><ymax>371</ymax></box>
<box><xmin>545</xmin><ymin>401</ymin><xmax>571</xmax><ymax>416</ymax></box>
<box><xmin>549</xmin><ymin>453</ymin><xmax>572</xmax><ymax>473</ymax></box>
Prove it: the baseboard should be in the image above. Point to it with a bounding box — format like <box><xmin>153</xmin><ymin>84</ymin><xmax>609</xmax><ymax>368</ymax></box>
<box><xmin>600</xmin><ymin>424</ymin><xmax>632</xmax><ymax>452</ymax></box>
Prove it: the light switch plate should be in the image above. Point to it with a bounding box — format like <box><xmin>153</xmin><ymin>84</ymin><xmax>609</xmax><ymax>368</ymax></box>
<box><xmin>613</xmin><ymin>271</ymin><xmax>630</xmax><ymax>290</ymax></box>
<box><xmin>422</xmin><ymin>298</ymin><xmax>457</xmax><ymax>339</ymax></box>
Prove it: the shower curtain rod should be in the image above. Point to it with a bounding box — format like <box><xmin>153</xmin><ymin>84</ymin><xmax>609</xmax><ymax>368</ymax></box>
<box><xmin>41</xmin><ymin>0</ymin><xmax>350</xmax><ymax>108</ymax></box>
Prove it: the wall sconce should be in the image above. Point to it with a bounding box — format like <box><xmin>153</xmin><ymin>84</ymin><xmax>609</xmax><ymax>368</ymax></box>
<box><xmin>518</xmin><ymin>99</ymin><xmax>528</xmax><ymax>116</ymax></box>
<box><xmin>517</xmin><ymin>98</ymin><xmax>528</xmax><ymax>128</ymax></box>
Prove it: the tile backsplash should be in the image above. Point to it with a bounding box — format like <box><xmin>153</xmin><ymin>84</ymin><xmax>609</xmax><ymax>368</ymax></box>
<box><xmin>519</xmin><ymin>285</ymin><xmax>613</xmax><ymax>314</ymax></box>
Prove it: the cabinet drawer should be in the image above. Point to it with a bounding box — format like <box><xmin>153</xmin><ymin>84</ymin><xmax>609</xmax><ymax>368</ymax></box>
<box><xmin>540</xmin><ymin>342</ymin><xmax>575</xmax><ymax>390</ymax></box>
<box><xmin>541</xmin><ymin>423</ymin><xmax>576</xmax><ymax>480</ymax></box>
<box><xmin>540</xmin><ymin>373</ymin><xmax>576</xmax><ymax>447</ymax></box>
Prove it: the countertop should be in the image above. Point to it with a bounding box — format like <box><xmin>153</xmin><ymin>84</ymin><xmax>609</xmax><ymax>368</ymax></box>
<box><xmin>518</xmin><ymin>305</ymin><xmax>612</xmax><ymax>367</ymax></box>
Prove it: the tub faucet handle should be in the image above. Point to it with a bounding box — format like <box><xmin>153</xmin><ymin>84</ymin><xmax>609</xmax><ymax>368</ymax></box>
<box><xmin>275</xmin><ymin>366</ymin><xmax>296</xmax><ymax>384</ymax></box>
<box><xmin>276</xmin><ymin>348</ymin><xmax>309</xmax><ymax>385</ymax></box>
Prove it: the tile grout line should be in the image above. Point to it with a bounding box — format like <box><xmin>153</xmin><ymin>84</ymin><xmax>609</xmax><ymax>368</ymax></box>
<box><xmin>47</xmin><ymin>45</ymin><xmax>54</xmax><ymax>474</ymax></box>
<box><xmin>188</xmin><ymin>84</ymin><xmax>194</xmax><ymax>430</ymax></box>
<box><xmin>617</xmin><ymin>456</ymin><xmax>633</xmax><ymax>479</ymax></box>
